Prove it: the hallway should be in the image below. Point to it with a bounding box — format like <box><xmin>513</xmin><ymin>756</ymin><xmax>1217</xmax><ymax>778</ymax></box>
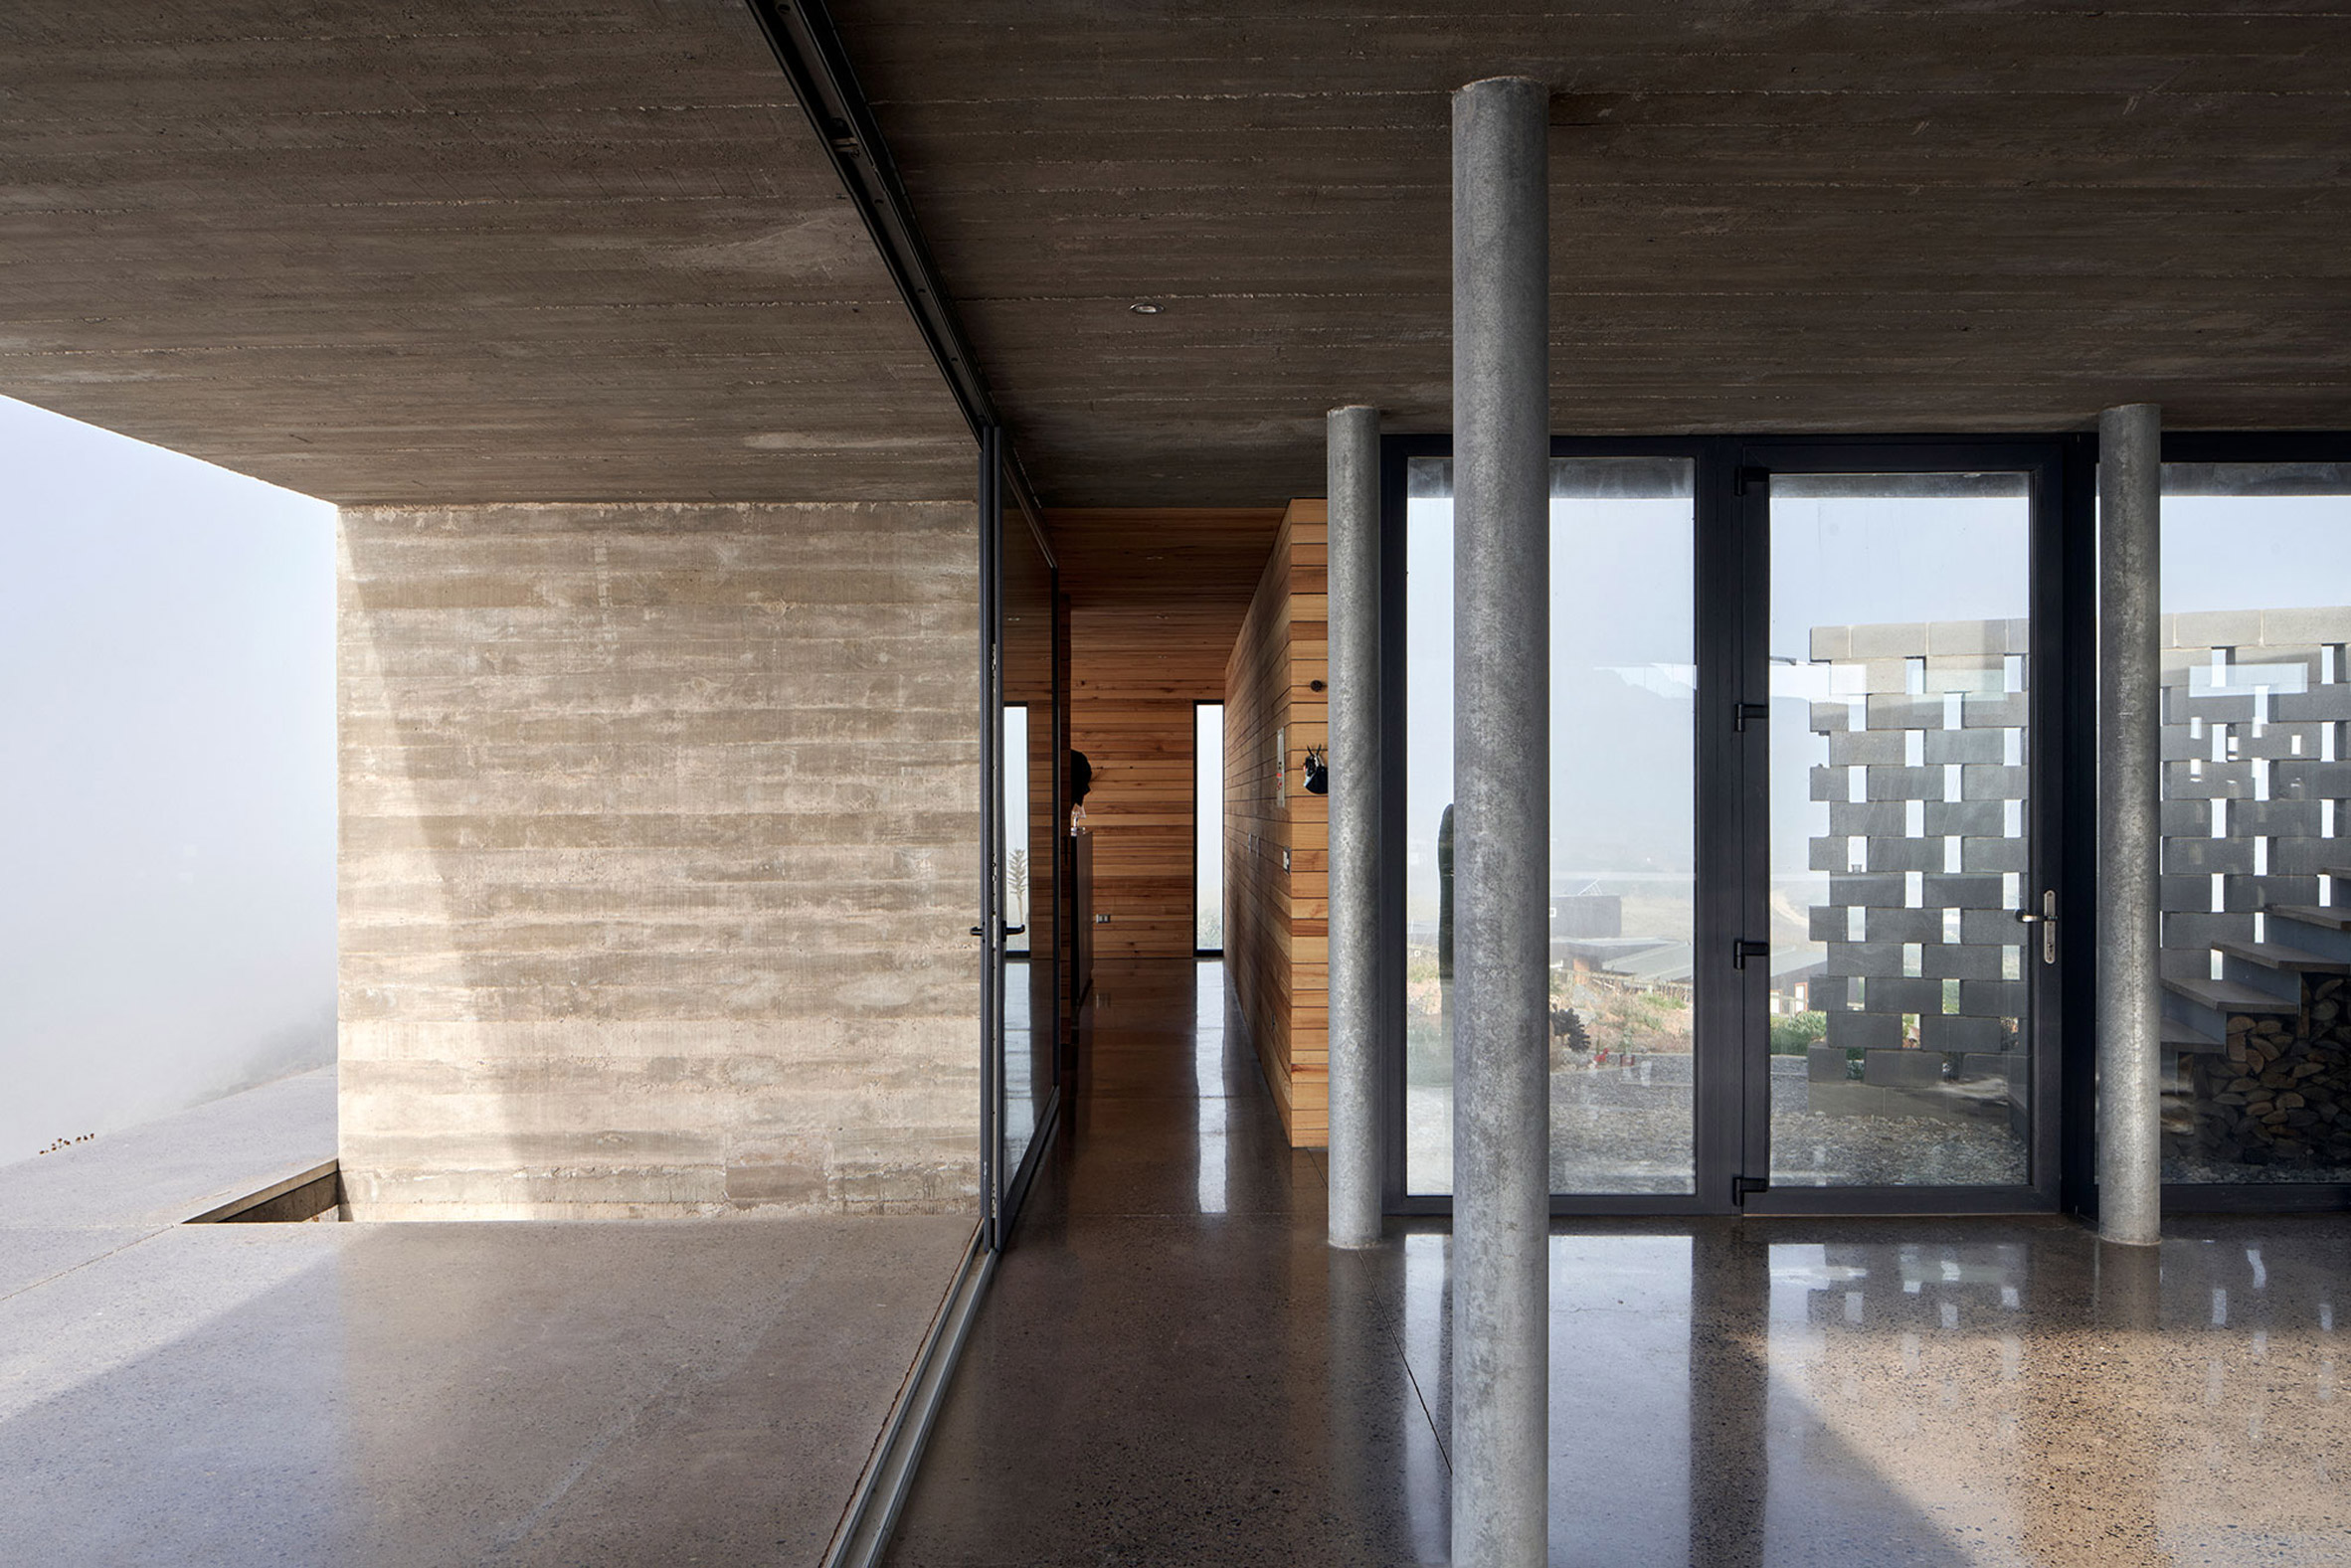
<box><xmin>888</xmin><ymin>959</ymin><xmax>2351</xmax><ymax>1567</ymax></box>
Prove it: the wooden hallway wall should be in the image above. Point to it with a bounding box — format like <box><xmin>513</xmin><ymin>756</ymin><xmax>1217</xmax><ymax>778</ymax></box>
<box><xmin>1223</xmin><ymin>500</ymin><xmax>1330</xmax><ymax>1146</ymax></box>
<box><xmin>1045</xmin><ymin>508</ymin><xmax>1283</xmax><ymax>961</ymax></box>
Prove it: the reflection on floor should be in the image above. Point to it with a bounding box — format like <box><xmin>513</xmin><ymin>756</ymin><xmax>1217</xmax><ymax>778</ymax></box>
<box><xmin>1408</xmin><ymin>1060</ymin><xmax>2027</xmax><ymax>1197</ymax></box>
<box><xmin>890</xmin><ymin>958</ymin><xmax>2351</xmax><ymax>1568</ymax></box>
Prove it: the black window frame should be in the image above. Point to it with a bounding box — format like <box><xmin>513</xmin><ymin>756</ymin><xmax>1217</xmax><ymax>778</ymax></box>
<box><xmin>1365</xmin><ymin>430</ymin><xmax>2299</xmax><ymax>1220</ymax></box>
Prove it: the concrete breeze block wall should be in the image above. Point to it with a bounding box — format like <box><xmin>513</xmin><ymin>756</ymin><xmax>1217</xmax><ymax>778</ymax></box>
<box><xmin>1803</xmin><ymin>619</ymin><xmax>2032</xmax><ymax>1101</ymax></box>
<box><xmin>337</xmin><ymin>501</ymin><xmax>980</xmax><ymax>1219</ymax></box>
<box><xmin>1805</xmin><ymin>609</ymin><xmax>2351</xmax><ymax>1110</ymax></box>
<box><xmin>2156</xmin><ymin>607</ymin><xmax>2351</xmax><ymax>977</ymax></box>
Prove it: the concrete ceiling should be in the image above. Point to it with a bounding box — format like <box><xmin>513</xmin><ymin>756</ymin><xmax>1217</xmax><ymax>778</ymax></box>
<box><xmin>836</xmin><ymin>1</ymin><xmax>2351</xmax><ymax>508</ymax></box>
<box><xmin>0</xmin><ymin>2</ymin><xmax>972</xmax><ymax>504</ymax></box>
<box><xmin>8</xmin><ymin>5</ymin><xmax>2349</xmax><ymax>514</ymax></box>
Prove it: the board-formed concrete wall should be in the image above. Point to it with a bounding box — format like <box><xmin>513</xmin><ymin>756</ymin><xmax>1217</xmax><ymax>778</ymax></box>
<box><xmin>337</xmin><ymin>501</ymin><xmax>980</xmax><ymax>1219</ymax></box>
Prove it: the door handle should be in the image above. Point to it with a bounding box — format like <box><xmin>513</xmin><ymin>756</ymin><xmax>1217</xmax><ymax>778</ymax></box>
<box><xmin>1731</xmin><ymin>939</ymin><xmax>1770</xmax><ymax>969</ymax></box>
<box><xmin>2013</xmin><ymin>890</ymin><xmax>2057</xmax><ymax>964</ymax></box>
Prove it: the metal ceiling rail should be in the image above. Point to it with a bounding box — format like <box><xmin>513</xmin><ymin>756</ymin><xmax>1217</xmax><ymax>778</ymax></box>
<box><xmin>745</xmin><ymin>0</ymin><xmax>1047</xmax><ymax>535</ymax></box>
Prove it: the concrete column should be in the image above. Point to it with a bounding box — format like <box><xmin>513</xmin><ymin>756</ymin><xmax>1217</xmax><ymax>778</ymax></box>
<box><xmin>1328</xmin><ymin>404</ymin><xmax>1384</xmax><ymax>1251</ymax></box>
<box><xmin>2097</xmin><ymin>402</ymin><xmax>2163</xmax><ymax>1248</ymax></box>
<box><xmin>1450</xmin><ymin>75</ymin><xmax>1550</xmax><ymax>1568</ymax></box>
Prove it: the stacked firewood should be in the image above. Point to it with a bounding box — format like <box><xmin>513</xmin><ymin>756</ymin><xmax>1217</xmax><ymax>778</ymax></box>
<box><xmin>2188</xmin><ymin>976</ymin><xmax>2351</xmax><ymax>1164</ymax></box>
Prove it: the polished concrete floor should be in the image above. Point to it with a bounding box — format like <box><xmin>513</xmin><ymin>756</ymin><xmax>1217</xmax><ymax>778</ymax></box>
<box><xmin>888</xmin><ymin>959</ymin><xmax>2351</xmax><ymax>1567</ymax></box>
<box><xmin>0</xmin><ymin>1072</ymin><xmax>972</xmax><ymax>1566</ymax></box>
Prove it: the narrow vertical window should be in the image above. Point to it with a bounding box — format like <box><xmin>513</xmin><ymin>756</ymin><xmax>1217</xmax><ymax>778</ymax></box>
<box><xmin>1196</xmin><ymin>703</ymin><xmax>1225</xmax><ymax>954</ymax></box>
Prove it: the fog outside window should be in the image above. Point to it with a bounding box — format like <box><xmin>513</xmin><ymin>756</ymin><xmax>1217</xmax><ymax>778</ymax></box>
<box><xmin>0</xmin><ymin>395</ymin><xmax>333</xmax><ymax>1162</ymax></box>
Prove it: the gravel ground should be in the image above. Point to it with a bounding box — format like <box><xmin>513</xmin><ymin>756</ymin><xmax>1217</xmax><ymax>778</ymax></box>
<box><xmin>2161</xmin><ymin>1153</ymin><xmax>2351</xmax><ymax>1183</ymax></box>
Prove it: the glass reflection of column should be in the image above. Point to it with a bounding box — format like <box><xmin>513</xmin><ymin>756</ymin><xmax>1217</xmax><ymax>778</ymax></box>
<box><xmin>2010</xmin><ymin>1242</ymin><xmax>2163</xmax><ymax>1564</ymax></box>
<box><xmin>1322</xmin><ymin>1242</ymin><xmax>1437</xmax><ymax>1561</ymax></box>
<box><xmin>1401</xmin><ymin>1233</ymin><xmax>1451</xmax><ymax>1560</ymax></box>
<box><xmin>1688</xmin><ymin>1227</ymin><xmax>1768</xmax><ymax>1568</ymax></box>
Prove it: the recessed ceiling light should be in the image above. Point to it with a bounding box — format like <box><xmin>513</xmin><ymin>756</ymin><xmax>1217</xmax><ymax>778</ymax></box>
<box><xmin>1129</xmin><ymin>301</ymin><xmax>1162</xmax><ymax>314</ymax></box>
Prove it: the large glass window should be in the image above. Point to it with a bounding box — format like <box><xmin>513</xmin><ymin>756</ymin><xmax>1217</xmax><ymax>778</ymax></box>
<box><xmin>1404</xmin><ymin>456</ymin><xmax>1697</xmax><ymax>1195</ymax></box>
<box><xmin>2158</xmin><ymin>462</ymin><xmax>2351</xmax><ymax>1184</ymax></box>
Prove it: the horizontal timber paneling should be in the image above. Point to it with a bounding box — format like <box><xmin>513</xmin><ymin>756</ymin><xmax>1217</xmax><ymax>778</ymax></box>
<box><xmin>1048</xmin><ymin>508</ymin><xmax>1282</xmax><ymax>961</ymax></box>
<box><xmin>1225</xmin><ymin>500</ymin><xmax>1329</xmax><ymax>1146</ymax></box>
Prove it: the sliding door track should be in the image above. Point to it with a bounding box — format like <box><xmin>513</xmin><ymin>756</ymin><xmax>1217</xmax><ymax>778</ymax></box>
<box><xmin>743</xmin><ymin>0</ymin><xmax>1045</xmax><ymax>527</ymax></box>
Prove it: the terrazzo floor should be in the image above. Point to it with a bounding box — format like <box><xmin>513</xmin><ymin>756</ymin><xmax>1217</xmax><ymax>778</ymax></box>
<box><xmin>0</xmin><ymin>1073</ymin><xmax>972</xmax><ymax>1566</ymax></box>
<box><xmin>887</xmin><ymin>959</ymin><xmax>2351</xmax><ymax>1567</ymax></box>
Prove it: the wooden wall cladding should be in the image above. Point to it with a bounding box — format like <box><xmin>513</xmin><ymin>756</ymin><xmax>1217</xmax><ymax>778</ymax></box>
<box><xmin>1223</xmin><ymin>500</ymin><xmax>1329</xmax><ymax>1147</ymax></box>
<box><xmin>1068</xmin><ymin>612</ymin><xmax>1226</xmax><ymax>958</ymax></box>
<box><xmin>1047</xmin><ymin>508</ymin><xmax>1283</xmax><ymax>961</ymax></box>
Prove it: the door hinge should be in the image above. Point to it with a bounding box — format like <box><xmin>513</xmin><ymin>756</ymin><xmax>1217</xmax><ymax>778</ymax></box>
<box><xmin>1731</xmin><ymin>939</ymin><xmax>1770</xmax><ymax>969</ymax></box>
<box><xmin>1732</xmin><ymin>1174</ymin><xmax>1770</xmax><ymax>1206</ymax></box>
<box><xmin>1733</xmin><ymin>701</ymin><xmax>1770</xmax><ymax>732</ymax></box>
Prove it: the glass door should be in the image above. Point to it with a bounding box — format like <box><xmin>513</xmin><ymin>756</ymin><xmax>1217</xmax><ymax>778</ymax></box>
<box><xmin>1739</xmin><ymin>449</ymin><xmax>2065</xmax><ymax>1210</ymax></box>
<box><xmin>982</xmin><ymin>433</ymin><xmax>1060</xmax><ymax>1248</ymax></box>
<box><xmin>1382</xmin><ymin>437</ymin><xmax>2073</xmax><ymax>1215</ymax></box>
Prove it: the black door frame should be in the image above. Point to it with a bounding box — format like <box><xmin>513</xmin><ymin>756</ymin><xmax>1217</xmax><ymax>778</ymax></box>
<box><xmin>1377</xmin><ymin>433</ymin><xmax>2088</xmax><ymax>1219</ymax></box>
<box><xmin>980</xmin><ymin>426</ymin><xmax>1065</xmax><ymax>1251</ymax></box>
<box><xmin>1377</xmin><ymin>434</ymin><xmax>1732</xmax><ymax>1216</ymax></box>
<box><xmin>1729</xmin><ymin>437</ymin><xmax>2075</xmax><ymax>1217</ymax></box>
<box><xmin>978</xmin><ymin>430</ymin><xmax>1002</xmax><ymax>1247</ymax></box>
